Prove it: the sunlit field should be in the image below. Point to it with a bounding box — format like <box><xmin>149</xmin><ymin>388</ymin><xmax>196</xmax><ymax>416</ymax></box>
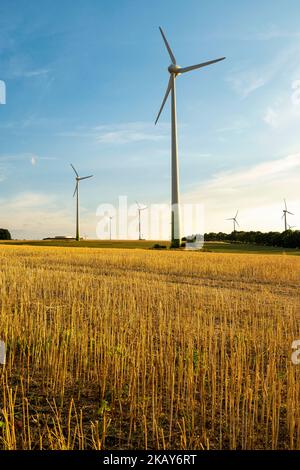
<box><xmin>0</xmin><ymin>245</ymin><xmax>299</xmax><ymax>450</ymax></box>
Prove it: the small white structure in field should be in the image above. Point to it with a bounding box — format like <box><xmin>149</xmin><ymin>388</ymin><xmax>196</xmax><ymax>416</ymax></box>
<box><xmin>0</xmin><ymin>340</ymin><xmax>6</xmax><ymax>365</ymax></box>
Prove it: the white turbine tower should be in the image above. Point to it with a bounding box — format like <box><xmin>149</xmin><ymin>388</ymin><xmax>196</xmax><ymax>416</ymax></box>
<box><xmin>106</xmin><ymin>215</ymin><xmax>114</xmax><ymax>241</ymax></box>
<box><xmin>136</xmin><ymin>201</ymin><xmax>147</xmax><ymax>240</ymax></box>
<box><xmin>282</xmin><ymin>199</ymin><xmax>294</xmax><ymax>232</ymax></box>
<box><xmin>227</xmin><ymin>210</ymin><xmax>239</xmax><ymax>232</ymax></box>
<box><xmin>71</xmin><ymin>164</ymin><xmax>93</xmax><ymax>241</ymax></box>
<box><xmin>155</xmin><ymin>26</ymin><xmax>225</xmax><ymax>247</ymax></box>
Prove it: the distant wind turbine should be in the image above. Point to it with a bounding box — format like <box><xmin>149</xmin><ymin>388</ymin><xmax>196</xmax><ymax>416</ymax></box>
<box><xmin>282</xmin><ymin>199</ymin><xmax>294</xmax><ymax>232</ymax></box>
<box><xmin>288</xmin><ymin>224</ymin><xmax>296</xmax><ymax>230</ymax></box>
<box><xmin>155</xmin><ymin>27</ymin><xmax>225</xmax><ymax>247</ymax></box>
<box><xmin>107</xmin><ymin>215</ymin><xmax>114</xmax><ymax>241</ymax></box>
<box><xmin>227</xmin><ymin>210</ymin><xmax>239</xmax><ymax>232</ymax></box>
<box><xmin>70</xmin><ymin>164</ymin><xmax>93</xmax><ymax>241</ymax></box>
<box><xmin>136</xmin><ymin>201</ymin><xmax>147</xmax><ymax>240</ymax></box>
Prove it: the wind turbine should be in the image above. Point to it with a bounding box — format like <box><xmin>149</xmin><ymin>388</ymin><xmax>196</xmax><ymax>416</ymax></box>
<box><xmin>282</xmin><ymin>199</ymin><xmax>294</xmax><ymax>231</ymax></box>
<box><xmin>135</xmin><ymin>201</ymin><xmax>147</xmax><ymax>240</ymax></box>
<box><xmin>107</xmin><ymin>215</ymin><xmax>114</xmax><ymax>241</ymax></box>
<box><xmin>70</xmin><ymin>164</ymin><xmax>93</xmax><ymax>241</ymax></box>
<box><xmin>288</xmin><ymin>224</ymin><xmax>296</xmax><ymax>230</ymax></box>
<box><xmin>227</xmin><ymin>210</ymin><xmax>239</xmax><ymax>232</ymax></box>
<box><xmin>155</xmin><ymin>27</ymin><xmax>225</xmax><ymax>247</ymax></box>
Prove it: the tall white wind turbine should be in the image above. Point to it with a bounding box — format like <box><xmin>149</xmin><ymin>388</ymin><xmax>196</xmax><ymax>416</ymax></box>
<box><xmin>71</xmin><ymin>164</ymin><xmax>93</xmax><ymax>241</ymax></box>
<box><xmin>135</xmin><ymin>201</ymin><xmax>147</xmax><ymax>240</ymax></box>
<box><xmin>282</xmin><ymin>199</ymin><xmax>294</xmax><ymax>232</ymax></box>
<box><xmin>155</xmin><ymin>27</ymin><xmax>225</xmax><ymax>247</ymax></box>
<box><xmin>227</xmin><ymin>210</ymin><xmax>239</xmax><ymax>232</ymax></box>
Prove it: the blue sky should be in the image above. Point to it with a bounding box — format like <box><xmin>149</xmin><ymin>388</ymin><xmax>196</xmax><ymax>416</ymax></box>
<box><xmin>0</xmin><ymin>0</ymin><xmax>300</xmax><ymax>239</ymax></box>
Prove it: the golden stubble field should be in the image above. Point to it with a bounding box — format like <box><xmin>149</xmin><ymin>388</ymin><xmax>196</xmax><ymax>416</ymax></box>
<box><xmin>0</xmin><ymin>245</ymin><xmax>299</xmax><ymax>450</ymax></box>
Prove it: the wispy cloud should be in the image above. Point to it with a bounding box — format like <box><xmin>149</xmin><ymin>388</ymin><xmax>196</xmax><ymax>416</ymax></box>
<box><xmin>243</xmin><ymin>28</ymin><xmax>300</xmax><ymax>41</ymax></box>
<box><xmin>227</xmin><ymin>75</ymin><xmax>266</xmax><ymax>98</ymax></box>
<box><xmin>184</xmin><ymin>153</ymin><xmax>300</xmax><ymax>232</ymax></box>
<box><xmin>207</xmin><ymin>154</ymin><xmax>300</xmax><ymax>187</ymax></box>
<box><xmin>1</xmin><ymin>53</ymin><xmax>51</xmax><ymax>80</ymax></box>
<box><xmin>5</xmin><ymin>192</ymin><xmax>54</xmax><ymax>209</ymax></box>
<box><xmin>22</xmin><ymin>68</ymin><xmax>50</xmax><ymax>78</ymax></box>
<box><xmin>0</xmin><ymin>152</ymin><xmax>55</xmax><ymax>164</ymax></box>
<box><xmin>95</xmin><ymin>122</ymin><xmax>168</xmax><ymax>144</ymax></box>
<box><xmin>0</xmin><ymin>191</ymin><xmax>91</xmax><ymax>240</ymax></box>
<box><xmin>212</xmin><ymin>28</ymin><xmax>300</xmax><ymax>42</ymax></box>
<box><xmin>263</xmin><ymin>106</ymin><xmax>280</xmax><ymax>127</ymax></box>
<box><xmin>58</xmin><ymin>122</ymin><xmax>168</xmax><ymax>144</ymax></box>
<box><xmin>217</xmin><ymin>119</ymin><xmax>250</xmax><ymax>134</ymax></box>
<box><xmin>263</xmin><ymin>81</ymin><xmax>300</xmax><ymax>129</ymax></box>
<box><xmin>226</xmin><ymin>45</ymin><xmax>300</xmax><ymax>98</ymax></box>
<box><xmin>0</xmin><ymin>164</ymin><xmax>6</xmax><ymax>183</ymax></box>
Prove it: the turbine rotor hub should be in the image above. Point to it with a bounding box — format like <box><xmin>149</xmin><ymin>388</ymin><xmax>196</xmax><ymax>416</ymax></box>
<box><xmin>168</xmin><ymin>64</ymin><xmax>181</xmax><ymax>74</ymax></box>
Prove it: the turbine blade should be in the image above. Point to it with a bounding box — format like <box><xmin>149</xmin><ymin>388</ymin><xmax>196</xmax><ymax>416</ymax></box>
<box><xmin>79</xmin><ymin>175</ymin><xmax>93</xmax><ymax>180</ymax></box>
<box><xmin>284</xmin><ymin>199</ymin><xmax>287</xmax><ymax>210</ymax></box>
<box><xmin>155</xmin><ymin>77</ymin><xmax>172</xmax><ymax>125</ymax></box>
<box><xmin>135</xmin><ymin>200</ymin><xmax>141</xmax><ymax>209</ymax></box>
<box><xmin>178</xmin><ymin>57</ymin><xmax>225</xmax><ymax>74</ymax></box>
<box><xmin>70</xmin><ymin>163</ymin><xmax>79</xmax><ymax>177</ymax></box>
<box><xmin>287</xmin><ymin>211</ymin><xmax>294</xmax><ymax>215</ymax></box>
<box><xmin>235</xmin><ymin>210</ymin><xmax>239</xmax><ymax>219</ymax></box>
<box><xmin>73</xmin><ymin>182</ymin><xmax>78</xmax><ymax>197</ymax></box>
<box><xmin>159</xmin><ymin>27</ymin><xmax>176</xmax><ymax>64</ymax></box>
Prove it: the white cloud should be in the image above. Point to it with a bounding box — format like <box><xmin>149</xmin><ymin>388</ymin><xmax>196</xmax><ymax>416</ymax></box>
<box><xmin>183</xmin><ymin>153</ymin><xmax>300</xmax><ymax>232</ymax></box>
<box><xmin>0</xmin><ymin>167</ymin><xmax>6</xmax><ymax>182</ymax></box>
<box><xmin>210</xmin><ymin>28</ymin><xmax>300</xmax><ymax>42</ymax></box>
<box><xmin>227</xmin><ymin>45</ymin><xmax>300</xmax><ymax>98</ymax></box>
<box><xmin>57</xmin><ymin>122</ymin><xmax>168</xmax><ymax>144</ymax></box>
<box><xmin>0</xmin><ymin>191</ymin><xmax>98</xmax><ymax>240</ymax></box>
<box><xmin>22</xmin><ymin>68</ymin><xmax>50</xmax><ymax>78</ymax></box>
<box><xmin>263</xmin><ymin>107</ymin><xmax>279</xmax><ymax>127</ymax></box>
<box><xmin>4</xmin><ymin>192</ymin><xmax>56</xmax><ymax>209</ymax></box>
<box><xmin>243</xmin><ymin>29</ymin><xmax>300</xmax><ymax>41</ymax></box>
<box><xmin>0</xmin><ymin>153</ymin><xmax>56</xmax><ymax>165</ymax></box>
<box><xmin>227</xmin><ymin>72</ymin><xmax>268</xmax><ymax>98</ymax></box>
<box><xmin>95</xmin><ymin>122</ymin><xmax>168</xmax><ymax>144</ymax></box>
<box><xmin>263</xmin><ymin>83</ymin><xmax>300</xmax><ymax>129</ymax></box>
<box><xmin>217</xmin><ymin>119</ymin><xmax>250</xmax><ymax>134</ymax></box>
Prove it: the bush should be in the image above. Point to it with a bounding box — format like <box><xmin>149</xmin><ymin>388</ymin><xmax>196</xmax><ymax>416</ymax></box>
<box><xmin>0</xmin><ymin>228</ymin><xmax>11</xmax><ymax>240</ymax></box>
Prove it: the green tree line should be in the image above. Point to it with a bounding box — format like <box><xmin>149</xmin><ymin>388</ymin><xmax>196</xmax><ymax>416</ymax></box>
<box><xmin>204</xmin><ymin>230</ymin><xmax>300</xmax><ymax>249</ymax></box>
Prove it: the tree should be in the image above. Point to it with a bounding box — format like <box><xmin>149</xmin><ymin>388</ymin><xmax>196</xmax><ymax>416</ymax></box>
<box><xmin>0</xmin><ymin>228</ymin><xmax>11</xmax><ymax>240</ymax></box>
<box><xmin>204</xmin><ymin>230</ymin><xmax>300</xmax><ymax>249</ymax></box>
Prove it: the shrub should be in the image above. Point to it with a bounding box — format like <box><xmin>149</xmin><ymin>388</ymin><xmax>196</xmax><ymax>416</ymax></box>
<box><xmin>0</xmin><ymin>228</ymin><xmax>11</xmax><ymax>240</ymax></box>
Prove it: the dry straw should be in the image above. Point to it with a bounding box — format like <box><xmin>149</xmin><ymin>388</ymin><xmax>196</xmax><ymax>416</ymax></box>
<box><xmin>0</xmin><ymin>245</ymin><xmax>299</xmax><ymax>449</ymax></box>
